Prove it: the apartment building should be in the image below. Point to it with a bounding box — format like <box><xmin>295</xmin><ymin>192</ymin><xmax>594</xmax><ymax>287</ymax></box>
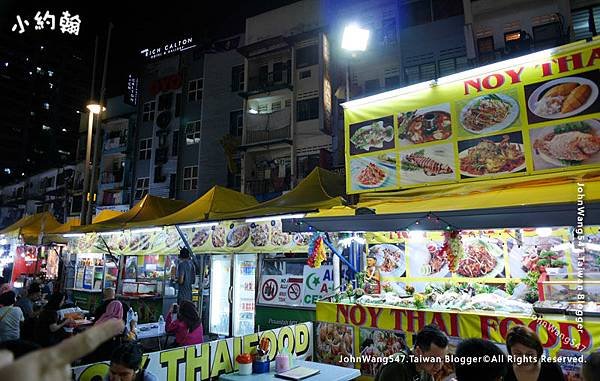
<box><xmin>131</xmin><ymin>35</ymin><xmax>245</xmax><ymax>203</ymax></box>
<box><xmin>237</xmin><ymin>0</ymin><xmax>334</xmax><ymax>201</ymax></box>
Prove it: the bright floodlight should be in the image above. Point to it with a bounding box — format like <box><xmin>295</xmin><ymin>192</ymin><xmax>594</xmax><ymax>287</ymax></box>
<box><xmin>342</xmin><ymin>24</ymin><xmax>370</xmax><ymax>52</ymax></box>
<box><xmin>86</xmin><ymin>104</ymin><xmax>105</xmax><ymax>114</ymax></box>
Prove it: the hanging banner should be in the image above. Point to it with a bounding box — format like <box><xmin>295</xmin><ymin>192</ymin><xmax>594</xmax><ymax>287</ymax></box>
<box><xmin>301</xmin><ymin>265</ymin><xmax>335</xmax><ymax>307</ymax></box>
<box><xmin>73</xmin><ymin>322</ymin><xmax>313</xmax><ymax>381</ymax></box>
<box><xmin>345</xmin><ymin>39</ymin><xmax>600</xmax><ymax>194</ymax></box>
<box><xmin>69</xmin><ymin>221</ymin><xmax>312</xmax><ymax>256</ymax></box>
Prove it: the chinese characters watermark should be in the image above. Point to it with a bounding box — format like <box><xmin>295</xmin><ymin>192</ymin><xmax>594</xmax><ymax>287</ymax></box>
<box><xmin>12</xmin><ymin>10</ymin><xmax>81</xmax><ymax>35</ymax></box>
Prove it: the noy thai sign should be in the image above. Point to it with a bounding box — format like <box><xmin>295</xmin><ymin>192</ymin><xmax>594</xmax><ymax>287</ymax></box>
<box><xmin>73</xmin><ymin>323</ymin><xmax>313</xmax><ymax>381</ymax></box>
<box><xmin>344</xmin><ymin>39</ymin><xmax>600</xmax><ymax>194</ymax></box>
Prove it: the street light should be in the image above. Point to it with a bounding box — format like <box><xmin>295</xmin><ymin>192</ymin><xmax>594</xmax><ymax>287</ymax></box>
<box><xmin>341</xmin><ymin>24</ymin><xmax>370</xmax><ymax>102</ymax></box>
<box><xmin>80</xmin><ymin>103</ymin><xmax>105</xmax><ymax>224</ymax></box>
<box><xmin>86</xmin><ymin>103</ymin><xmax>105</xmax><ymax>114</ymax></box>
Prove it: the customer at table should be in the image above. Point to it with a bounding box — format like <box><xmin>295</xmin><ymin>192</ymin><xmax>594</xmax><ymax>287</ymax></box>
<box><xmin>166</xmin><ymin>301</ymin><xmax>203</xmax><ymax>346</ymax></box>
<box><xmin>107</xmin><ymin>342</ymin><xmax>158</xmax><ymax>381</ymax></box>
<box><xmin>582</xmin><ymin>352</ymin><xmax>600</xmax><ymax>381</ymax></box>
<box><xmin>94</xmin><ymin>287</ymin><xmax>117</xmax><ymax>320</ymax></box>
<box><xmin>15</xmin><ymin>283</ymin><xmax>42</xmax><ymax>319</ymax></box>
<box><xmin>35</xmin><ymin>292</ymin><xmax>74</xmax><ymax>347</ymax></box>
<box><xmin>174</xmin><ymin>247</ymin><xmax>195</xmax><ymax>303</ymax></box>
<box><xmin>454</xmin><ymin>338</ymin><xmax>508</xmax><ymax>381</ymax></box>
<box><xmin>96</xmin><ymin>300</ymin><xmax>124</xmax><ymax>325</ymax></box>
<box><xmin>0</xmin><ymin>291</ymin><xmax>24</xmax><ymax>342</ymax></box>
<box><xmin>504</xmin><ymin>325</ymin><xmax>565</xmax><ymax>381</ymax></box>
<box><xmin>375</xmin><ymin>324</ymin><xmax>448</xmax><ymax>381</ymax></box>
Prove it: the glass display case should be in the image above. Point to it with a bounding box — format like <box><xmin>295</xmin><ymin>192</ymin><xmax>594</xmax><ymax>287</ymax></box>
<box><xmin>74</xmin><ymin>253</ymin><xmax>106</xmax><ymax>291</ymax></box>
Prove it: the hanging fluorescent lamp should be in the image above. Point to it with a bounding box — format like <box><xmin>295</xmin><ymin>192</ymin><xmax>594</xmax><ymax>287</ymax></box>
<box><xmin>535</xmin><ymin>228</ymin><xmax>553</xmax><ymax>237</ymax></box>
<box><xmin>63</xmin><ymin>233</ymin><xmax>85</xmax><ymax>238</ymax></box>
<box><xmin>130</xmin><ymin>227</ymin><xmax>163</xmax><ymax>234</ymax></box>
<box><xmin>98</xmin><ymin>231</ymin><xmax>122</xmax><ymax>236</ymax></box>
<box><xmin>178</xmin><ymin>222</ymin><xmax>218</xmax><ymax>229</ymax></box>
<box><xmin>245</xmin><ymin>214</ymin><xmax>306</xmax><ymax>223</ymax></box>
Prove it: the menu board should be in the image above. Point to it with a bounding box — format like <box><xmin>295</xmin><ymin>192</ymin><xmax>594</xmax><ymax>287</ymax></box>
<box><xmin>69</xmin><ymin>220</ymin><xmax>312</xmax><ymax>256</ymax></box>
<box><xmin>364</xmin><ymin>227</ymin><xmax>584</xmax><ymax>292</ymax></box>
<box><xmin>345</xmin><ymin>40</ymin><xmax>600</xmax><ymax>193</ymax></box>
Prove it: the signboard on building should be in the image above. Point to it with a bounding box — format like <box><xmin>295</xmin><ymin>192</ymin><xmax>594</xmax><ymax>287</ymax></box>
<box><xmin>344</xmin><ymin>39</ymin><xmax>600</xmax><ymax>194</ymax></box>
<box><xmin>140</xmin><ymin>37</ymin><xmax>195</xmax><ymax>60</ymax></box>
<box><xmin>126</xmin><ymin>74</ymin><xmax>138</xmax><ymax>106</ymax></box>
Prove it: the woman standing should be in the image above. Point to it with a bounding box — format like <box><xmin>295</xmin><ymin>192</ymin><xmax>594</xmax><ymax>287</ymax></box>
<box><xmin>504</xmin><ymin>325</ymin><xmax>565</xmax><ymax>381</ymax></box>
<box><xmin>165</xmin><ymin>301</ymin><xmax>203</xmax><ymax>346</ymax></box>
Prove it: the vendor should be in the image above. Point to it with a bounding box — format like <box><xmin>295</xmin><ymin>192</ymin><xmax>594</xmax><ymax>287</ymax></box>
<box><xmin>365</xmin><ymin>255</ymin><xmax>381</xmax><ymax>294</ymax></box>
<box><xmin>173</xmin><ymin>248</ymin><xmax>195</xmax><ymax>303</ymax></box>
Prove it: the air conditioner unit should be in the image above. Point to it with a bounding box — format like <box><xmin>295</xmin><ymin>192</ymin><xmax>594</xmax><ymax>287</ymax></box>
<box><xmin>156</xmin><ymin>111</ymin><xmax>172</xmax><ymax>129</ymax></box>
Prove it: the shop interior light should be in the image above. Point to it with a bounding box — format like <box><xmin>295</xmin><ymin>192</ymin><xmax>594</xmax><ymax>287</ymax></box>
<box><xmin>63</xmin><ymin>233</ymin><xmax>85</xmax><ymax>238</ymax></box>
<box><xmin>248</xmin><ymin>108</ymin><xmax>258</xmax><ymax>114</ymax></box>
<box><xmin>245</xmin><ymin>214</ymin><xmax>305</xmax><ymax>223</ymax></box>
<box><xmin>130</xmin><ymin>227</ymin><xmax>163</xmax><ymax>234</ymax></box>
<box><xmin>178</xmin><ymin>222</ymin><xmax>218</xmax><ymax>229</ymax></box>
<box><xmin>536</xmin><ymin>228</ymin><xmax>553</xmax><ymax>237</ymax></box>
<box><xmin>341</xmin><ymin>24</ymin><xmax>370</xmax><ymax>52</ymax></box>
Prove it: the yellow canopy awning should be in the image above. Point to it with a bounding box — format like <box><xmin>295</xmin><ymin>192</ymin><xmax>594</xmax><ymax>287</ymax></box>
<box><xmin>72</xmin><ymin>195</ymin><xmax>187</xmax><ymax>233</ymax></box>
<box><xmin>357</xmin><ymin>168</ymin><xmax>600</xmax><ymax>214</ymax></box>
<box><xmin>44</xmin><ymin>210</ymin><xmax>126</xmax><ymax>243</ymax></box>
<box><xmin>128</xmin><ymin>186</ymin><xmax>257</xmax><ymax>228</ymax></box>
<box><xmin>0</xmin><ymin>212</ymin><xmax>62</xmax><ymax>245</ymax></box>
<box><xmin>212</xmin><ymin>167</ymin><xmax>347</xmax><ymax>220</ymax></box>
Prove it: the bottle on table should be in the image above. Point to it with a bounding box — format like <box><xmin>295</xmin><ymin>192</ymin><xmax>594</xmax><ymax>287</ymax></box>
<box><xmin>158</xmin><ymin>315</ymin><xmax>165</xmax><ymax>333</ymax></box>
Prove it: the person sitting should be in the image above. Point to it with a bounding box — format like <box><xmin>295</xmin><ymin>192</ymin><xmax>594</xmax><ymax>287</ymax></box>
<box><xmin>582</xmin><ymin>352</ymin><xmax>600</xmax><ymax>381</ymax></box>
<box><xmin>35</xmin><ymin>292</ymin><xmax>74</xmax><ymax>347</ymax></box>
<box><xmin>0</xmin><ymin>291</ymin><xmax>24</xmax><ymax>343</ymax></box>
<box><xmin>15</xmin><ymin>283</ymin><xmax>42</xmax><ymax>319</ymax></box>
<box><xmin>165</xmin><ymin>301</ymin><xmax>203</xmax><ymax>347</ymax></box>
<box><xmin>85</xmin><ymin>300</ymin><xmax>126</xmax><ymax>363</ymax></box>
<box><xmin>375</xmin><ymin>324</ymin><xmax>448</xmax><ymax>381</ymax></box>
<box><xmin>107</xmin><ymin>342</ymin><xmax>158</xmax><ymax>381</ymax></box>
<box><xmin>454</xmin><ymin>338</ymin><xmax>508</xmax><ymax>381</ymax></box>
<box><xmin>504</xmin><ymin>325</ymin><xmax>565</xmax><ymax>381</ymax></box>
<box><xmin>95</xmin><ymin>301</ymin><xmax>124</xmax><ymax>325</ymax></box>
<box><xmin>93</xmin><ymin>288</ymin><xmax>129</xmax><ymax>324</ymax></box>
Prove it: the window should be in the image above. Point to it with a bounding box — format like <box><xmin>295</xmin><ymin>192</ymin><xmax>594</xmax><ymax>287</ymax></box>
<box><xmin>572</xmin><ymin>6</ymin><xmax>600</xmax><ymax>41</ymax></box>
<box><xmin>364</xmin><ymin>79</ymin><xmax>381</xmax><ymax>95</ymax></box>
<box><xmin>296</xmin><ymin>45</ymin><xmax>319</xmax><ymax>68</ymax></box>
<box><xmin>231</xmin><ymin>65</ymin><xmax>244</xmax><ymax>92</ymax></box>
<box><xmin>143</xmin><ymin>101</ymin><xmax>155</xmax><ymax>122</ymax></box>
<box><xmin>438</xmin><ymin>56</ymin><xmax>469</xmax><ymax>77</ymax></box>
<box><xmin>432</xmin><ymin>0</ymin><xmax>463</xmax><ymax>20</ymax></box>
<box><xmin>139</xmin><ymin>138</ymin><xmax>152</xmax><ymax>160</ymax></box>
<box><xmin>271</xmin><ymin>101</ymin><xmax>282</xmax><ymax>112</ymax></box>
<box><xmin>272</xmin><ymin>62</ymin><xmax>284</xmax><ymax>82</ymax></box>
<box><xmin>299</xmin><ymin>70</ymin><xmax>311</xmax><ymax>79</ymax></box>
<box><xmin>381</xmin><ymin>18</ymin><xmax>397</xmax><ymax>45</ymax></box>
<box><xmin>405</xmin><ymin>62</ymin><xmax>436</xmax><ymax>84</ymax></box>
<box><xmin>135</xmin><ymin>177</ymin><xmax>149</xmax><ymax>199</ymax></box>
<box><xmin>188</xmin><ymin>78</ymin><xmax>203</xmax><ymax>102</ymax></box>
<box><xmin>297</xmin><ymin>98</ymin><xmax>319</xmax><ymax>121</ymax></box>
<box><xmin>185</xmin><ymin>120</ymin><xmax>201</xmax><ymax>145</ymax></box>
<box><xmin>477</xmin><ymin>36</ymin><xmax>495</xmax><ymax>54</ymax></box>
<box><xmin>183</xmin><ymin>166</ymin><xmax>198</xmax><ymax>191</ymax></box>
<box><xmin>384</xmin><ymin>76</ymin><xmax>401</xmax><ymax>89</ymax></box>
<box><xmin>71</xmin><ymin>195</ymin><xmax>82</xmax><ymax>213</ymax></box>
<box><xmin>172</xmin><ymin>131</ymin><xmax>179</xmax><ymax>156</ymax></box>
<box><xmin>533</xmin><ymin>22</ymin><xmax>562</xmax><ymax>48</ymax></box>
<box><xmin>229</xmin><ymin>110</ymin><xmax>243</xmax><ymax>137</ymax></box>
<box><xmin>158</xmin><ymin>93</ymin><xmax>173</xmax><ymax>111</ymax></box>
<box><xmin>175</xmin><ymin>93</ymin><xmax>182</xmax><ymax>117</ymax></box>
<box><xmin>401</xmin><ymin>0</ymin><xmax>432</xmax><ymax>28</ymax></box>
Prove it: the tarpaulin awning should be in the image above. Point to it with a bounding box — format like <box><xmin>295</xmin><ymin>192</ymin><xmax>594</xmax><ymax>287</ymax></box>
<box><xmin>284</xmin><ymin>168</ymin><xmax>600</xmax><ymax>232</ymax></box>
<box><xmin>44</xmin><ymin>210</ymin><xmax>125</xmax><ymax>243</ymax></box>
<box><xmin>0</xmin><ymin>212</ymin><xmax>62</xmax><ymax>244</ymax></box>
<box><xmin>71</xmin><ymin>195</ymin><xmax>187</xmax><ymax>233</ymax></box>
<box><xmin>211</xmin><ymin>167</ymin><xmax>348</xmax><ymax>220</ymax></box>
<box><xmin>127</xmin><ymin>186</ymin><xmax>257</xmax><ymax>228</ymax></box>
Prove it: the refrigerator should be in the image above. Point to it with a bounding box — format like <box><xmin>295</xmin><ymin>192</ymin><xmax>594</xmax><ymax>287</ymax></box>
<box><xmin>208</xmin><ymin>254</ymin><xmax>257</xmax><ymax>337</ymax></box>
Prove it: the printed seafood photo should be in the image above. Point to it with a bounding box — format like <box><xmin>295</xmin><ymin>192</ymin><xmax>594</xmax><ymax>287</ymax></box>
<box><xmin>457</xmin><ymin>238</ymin><xmax>505</xmax><ymax>278</ymax></box>
<box><xmin>407</xmin><ymin>238</ymin><xmax>451</xmax><ymax>278</ymax></box>
<box><xmin>400</xmin><ymin>143</ymin><xmax>456</xmax><ymax>186</ymax></box>
<box><xmin>530</xmin><ymin>119</ymin><xmax>600</xmax><ymax>170</ymax></box>
<box><xmin>458</xmin><ymin>132</ymin><xmax>526</xmax><ymax>178</ymax></box>
<box><xmin>525</xmin><ymin>69</ymin><xmax>600</xmax><ymax>124</ymax></box>
<box><xmin>316</xmin><ymin>322</ymin><xmax>355</xmax><ymax>368</ymax></box>
<box><xmin>350</xmin><ymin>155</ymin><xmax>398</xmax><ymax>192</ymax></box>
<box><xmin>359</xmin><ymin>329</ymin><xmax>407</xmax><ymax>376</ymax></box>
<box><xmin>398</xmin><ymin>103</ymin><xmax>452</xmax><ymax>145</ymax></box>
<box><xmin>509</xmin><ymin>235</ymin><xmax>568</xmax><ymax>279</ymax></box>
<box><xmin>349</xmin><ymin>116</ymin><xmax>395</xmax><ymax>155</ymax></box>
<box><xmin>459</xmin><ymin>92</ymin><xmax>520</xmax><ymax>136</ymax></box>
<box><xmin>369</xmin><ymin>243</ymin><xmax>406</xmax><ymax>278</ymax></box>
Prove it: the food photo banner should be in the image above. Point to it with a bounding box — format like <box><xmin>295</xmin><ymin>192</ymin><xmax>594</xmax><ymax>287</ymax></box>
<box><xmin>73</xmin><ymin>322</ymin><xmax>313</xmax><ymax>381</ymax></box>
<box><xmin>68</xmin><ymin>221</ymin><xmax>312</xmax><ymax>256</ymax></box>
<box><xmin>345</xmin><ymin>40</ymin><xmax>600</xmax><ymax>193</ymax></box>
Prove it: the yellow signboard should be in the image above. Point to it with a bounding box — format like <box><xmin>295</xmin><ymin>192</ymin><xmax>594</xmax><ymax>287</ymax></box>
<box><xmin>345</xmin><ymin>40</ymin><xmax>600</xmax><ymax>193</ymax></box>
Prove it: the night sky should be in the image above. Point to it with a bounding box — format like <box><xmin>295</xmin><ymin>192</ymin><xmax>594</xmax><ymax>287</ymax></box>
<box><xmin>1</xmin><ymin>0</ymin><xmax>300</xmax><ymax>97</ymax></box>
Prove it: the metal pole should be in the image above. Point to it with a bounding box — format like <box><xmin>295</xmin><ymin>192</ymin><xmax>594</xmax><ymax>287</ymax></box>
<box><xmin>87</xmin><ymin>23</ymin><xmax>113</xmax><ymax>224</ymax></box>
<box><xmin>80</xmin><ymin>36</ymin><xmax>99</xmax><ymax>224</ymax></box>
<box><xmin>345</xmin><ymin>61</ymin><xmax>350</xmax><ymax>102</ymax></box>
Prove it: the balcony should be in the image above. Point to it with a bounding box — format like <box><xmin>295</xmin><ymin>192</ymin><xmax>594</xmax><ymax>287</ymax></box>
<box><xmin>245</xmin><ymin>177</ymin><xmax>291</xmax><ymax>199</ymax></box>
<box><xmin>244</xmin><ymin>71</ymin><xmax>292</xmax><ymax>96</ymax></box>
<box><xmin>243</xmin><ymin>109</ymin><xmax>292</xmax><ymax>146</ymax></box>
<box><xmin>100</xmin><ymin>170</ymin><xmax>124</xmax><ymax>185</ymax></box>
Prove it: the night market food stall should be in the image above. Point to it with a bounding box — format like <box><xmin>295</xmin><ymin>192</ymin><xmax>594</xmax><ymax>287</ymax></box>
<box><xmin>0</xmin><ymin>212</ymin><xmax>62</xmax><ymax>290</ymax></box>
<box><xmin>281</xmin><ymin>38</ymin><xmax>600</xmax><ymax>380</ymax></box>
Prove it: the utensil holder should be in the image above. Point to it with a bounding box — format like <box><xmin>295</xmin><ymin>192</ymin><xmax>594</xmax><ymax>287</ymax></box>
<box><xmin>252</xmin><ymin>359</ymin><xmax>270</xmax><ymax>374</ymax></box>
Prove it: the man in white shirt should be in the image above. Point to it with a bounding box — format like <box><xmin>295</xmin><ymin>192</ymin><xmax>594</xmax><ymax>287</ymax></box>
<box><xmin>0</xmin><ymin>291</ymin><xmax>24</xmax><ymax>342</ymax></box>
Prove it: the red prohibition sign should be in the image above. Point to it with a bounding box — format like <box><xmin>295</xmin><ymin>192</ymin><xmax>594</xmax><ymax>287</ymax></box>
<box><xmin>287</xmin><ymin>283</ymin><xmax>301</xmax><ymax>300</ymax></box>
<box><xmin>262</xmin><ymin>279</ymin><xmax>278</xmax><ymax>301</ymax></box>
